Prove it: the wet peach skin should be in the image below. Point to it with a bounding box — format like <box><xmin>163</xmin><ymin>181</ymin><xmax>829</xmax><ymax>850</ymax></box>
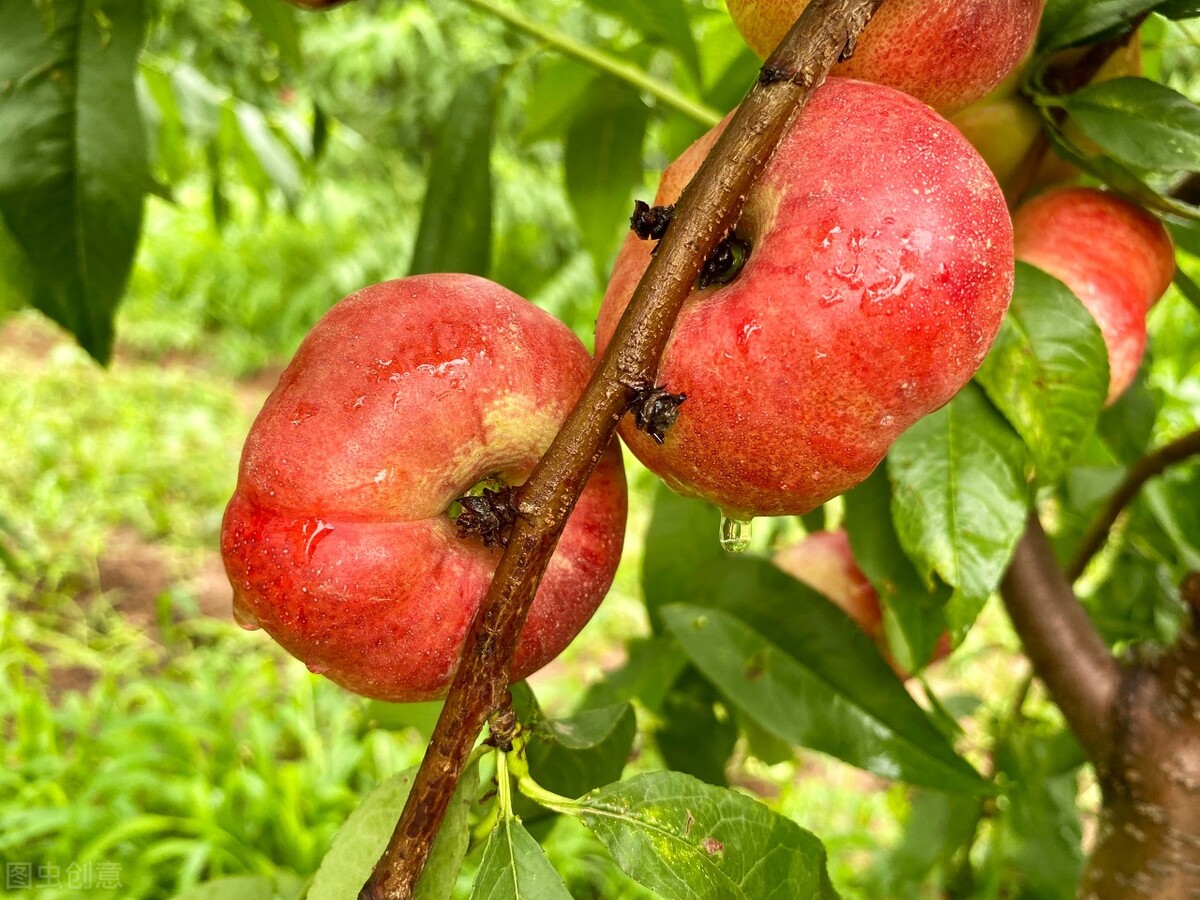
<box><xmin>597</xmin><ymin>79</ymin><xmax>1014</xmax><ymax>517</ymax></box>
<box><xmin>223</xmin><ymin>275</ymin><xmax>628</xmax><ymax>701</ymax></box>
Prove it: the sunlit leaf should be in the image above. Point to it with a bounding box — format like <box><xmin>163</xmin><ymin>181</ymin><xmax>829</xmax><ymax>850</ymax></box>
<box><xmin>575</xmin><ymin>771</ymin><xmax>837</xmax><ymax>899</ymax></box>
<box><xmin>888</xmin><ymin>386</ymin><xmax>1030</xmax><ymax>640</ymax></box>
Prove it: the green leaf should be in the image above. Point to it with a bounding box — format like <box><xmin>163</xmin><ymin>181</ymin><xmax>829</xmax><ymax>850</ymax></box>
<box><xmin>992</xmin><ymin>728</ymin><xmax>1085</xmax><ymax>896</ymax></box>
<box><xmin>527</xmin><ymin>704</ymin><xmax>637</xmax><ymax>801</ymax></box>
<box><xmin>520</xmin><ymin>58</ymin><xmax>596</xmax><ymax>145</ymax></box>
<box><xmin>171</xmin><ymin>876</ymin><xmax>276</xmax><ymax>900</ymax></box>
<box><xmin>1042</xmin><ymin>121</ymin><xmax>1200</xmax><ymax>222</ymax></box>
<box><xmin>1039</xmin><ymin>0</ymin><xmax>1163</xmax><ymax>50</ymax></box>
<box><xmin>308</xmin><ymin>765</ymin><xmax>475</xmax><ymax>900</ymax></box>
<box><xmin>409</xmin><ymin>67</ymin><xmax>500</xmax><ymax>277</ymax></box>
<box><xmin>655</xmin><ymin>667</ymin><xmax>738</xmax><ymax>786</ymax></box>
<box><xmin>643</xmin><ymin>487</ymin><xmax>981</xmax><ymax>790</ymax></box>
<box><xmin>0</xmin><ymin>0</ymin><xmax>149</xmax><ymax>363</ymax></box>
<box><xmin>234</xmin><ymin>102</ymin><xmax>303</xmax><ymax>207</ymax></box>
<box><xmin>575</xmin><ymin>771</ymin><xmax>838</xmax><ymax>900</ymax></box>
<box><xmin>471</xmin><ymin>817</ymin><xmax>572</xmax><ymax>900</ymax></box>
<box><xmin>1061</xmin><ymin>77</ymin><xmax>1200</xmax><ymax>173</ymax></box>
<box><xmin>844</xmin><ymin>470</ymin><xmax>949</xmax><ymax>673</ymax></box>
<box><xmin>1175</xmin><ymin>266</ymin><xmax>1200</xmax><ymax>317</ymax></box>
<box><xmin>873</xmin><ymin>791</ymin><xmax>982</xmax><ymax>895</ymax></box>
<box><xmin>976</xmin><ymin>263</ymin><xmax>1109</xmax><ymax>482</ymax></box>
<box><xmin>565</xmin><ymin>83</ymin><xmax>649</xmax><ymax>273</ymax></box>
<box><xmin>582</xmin><ymin>0</ymin><xmax>701</xmax><ymax>80</ymax></box>
<box><xmin>663</xmin><ymin>605</ymin><xmax>985</xmax><ymax>793</ymax></box>
<box><xmin>361</xmin><ymin>700</ymin><xmax>443</xmax><ymax>740</ymax></box>
<box><xmin>578</xmin><ymin>636</ymin><xmax>689</xmax><ymax>713</ymax></box>
<box><xmin>888</xmin><ymin>386</ymin><xmax>1031</xmax><ymax>640</ymax></box>
<box><xmin>239</xmin><ymin>0</ymin><xmax>302</xmax><ymax>71</ymax></box>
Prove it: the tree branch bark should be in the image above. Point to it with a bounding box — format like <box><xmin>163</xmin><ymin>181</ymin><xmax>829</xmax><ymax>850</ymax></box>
<box><xmin>1068</xmin><ymin>427</ymin><xmax>1200</xmax><ymax>583</ymax></box>
<box><xmin>359</xmin><ymin>2</ymin><xmax>887</xmax><ymax>897</ymax></box>
<box><xmin>1001</xmin><ymin>514</ymin><xmax>1122</xmax><ymax>764</ymax></box>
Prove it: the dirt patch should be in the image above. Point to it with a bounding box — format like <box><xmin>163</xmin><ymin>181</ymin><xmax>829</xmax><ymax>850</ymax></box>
<box><xmin>97</xmin><ymin>527</ymin><xmax>234</xmax><ymax>626</ymax></box>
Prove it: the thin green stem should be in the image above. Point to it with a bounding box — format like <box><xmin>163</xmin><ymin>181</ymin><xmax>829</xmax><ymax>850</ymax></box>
<box><xmin>496</xmin><ymin>748</ymin><xmax>514</xmax><ymax>819</ymax></box>
<box><xmin>515</xmin><ymin>771</ymin><xmax>578</xmax><ymax>815</ymax></box>
<box><xmin>458</xmin><ymin>0</ymin><xmax>723</xmax><ymax>128</ymax></box>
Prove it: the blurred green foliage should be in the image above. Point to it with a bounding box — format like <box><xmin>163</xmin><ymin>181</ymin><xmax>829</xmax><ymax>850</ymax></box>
<box><xmin>1</xmin><ymin>2</ymin><xmax>1200</xmax><ymax>899</ymax></box>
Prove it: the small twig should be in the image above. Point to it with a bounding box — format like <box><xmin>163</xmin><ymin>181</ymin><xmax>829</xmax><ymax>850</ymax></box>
<box><xmin>358</xmin><ymin>2</ymin><xmax>887</xmax><ymax>897</ymax></box>
<box><xmin>1001</xmin><ymin>515</ymin><xmax>1122</xmax><ymax>765</ymax></box>
<box><xmin>459</xmin><ymin>0</ymin><xmax>722</xmax><ymax>127</ymax></box>
<box><xmin>1068</xmin><ymin>428</ymin><xmax>1200</xmax><ymax>582</ymax></box>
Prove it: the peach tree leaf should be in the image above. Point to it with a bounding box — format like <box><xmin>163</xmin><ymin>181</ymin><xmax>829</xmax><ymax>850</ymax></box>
<box><xmin>1061</xmin><ymin>77</ymin><xmax>1200</xmax><ymax>173</ymax></box>
<box><xmin>409</xmin><ymin>67</ymin><xmax>500</xmax><ymax>278</ymax></box>
<box><xmin>662</xmin><ymin>605</ymin><xmax>986</xmax><ymax>794</ymax></box>
<box><xmin>976</xmin><ymin>263</ymin><xmax>1109</xmax><ymax>483</ymax></box>
<box><xmin>888</xmin><ymin>386</ymin><xmax>1031</xmax><ymax>641</ymax></box>
<box><xmin>565</xmin><ymin>81</ymin><xmax>649</xmax><ymax>275</ymax></box>
<box><xmin>0</xmin><ymin>0</ymin><xmax>149</xmax><ymax>363</ymax></box>
<box><xmin>655</xmin><ymin>668</ymin><xmax>738</xmax><ymax>786</ymax></box>
<box><xmin>844</xmin><ymin>469</ymin><xmax>950</xmax><ymax>674</ymax></box>
<box><xmin>308</xmin><ymin>764</ymin><xmax>474</xmax><ymax>900</ymax></box>
<box><xmin>643</xmin><ymin>487</ymin><xmax>981</xmax><ymax>791</ymax></box>
<box><xmin>1039</xmin><ymin>0</ymin><xmax>1163</xmax><ymax>51</ymax></box>
<box><xmin>571</xmin><ymin>770</ymin><xmax>837</xmax><ymax>900</ymax></box>
<box><xmin>470</xmin><ymin>818</ymin><xmax>572</xmax><ymax>900</ymax></box>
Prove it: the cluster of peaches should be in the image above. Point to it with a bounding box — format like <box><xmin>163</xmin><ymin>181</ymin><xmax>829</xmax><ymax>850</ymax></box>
<box><xmin>221</xmin><ymin>0</ymin><xmax>1176</xmax><ymax>700</ymax></box>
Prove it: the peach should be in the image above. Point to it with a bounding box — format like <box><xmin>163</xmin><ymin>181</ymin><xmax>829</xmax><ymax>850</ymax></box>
<box><xmin>222</xmin><ymin>274</ymin><xmax>628</xmax><ymax>701</ymax></box>
<box><xmin>1012</xmin><ymin>188</ymin><xmax>1175</xmax><ymax>404</ymax></box>
<box><xmin>596</xmin><ymin>79</ymin><xmax>1014</xmax><ymax>517</ymax></box>
<box><xmin>725</xmin><ymin>0</ymin><xmax>1045</xmax><ymax>113</ymax></box>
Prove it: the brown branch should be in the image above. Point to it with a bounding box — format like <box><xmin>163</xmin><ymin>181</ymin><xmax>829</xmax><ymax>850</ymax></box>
<box><xmin>1001</xmin><ymin>515</ymin><xmax>1122</xmax><ymax>764</ymax></box>
<box><xmin>358</xmin><ymin>2</ymin><xmax>886</xmax><ymax>896</ymax></box>
<box><xmin>1068</xmin><ymin>428</ymin><xmax>1200</xmax><ymax>582</ymax></box>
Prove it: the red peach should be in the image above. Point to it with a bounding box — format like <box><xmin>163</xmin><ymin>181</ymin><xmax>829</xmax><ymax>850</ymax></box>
<box><xmin>596</xmin><ymin>79</ymin><xmax>1014</xmax><ymax>517</ymax></box>
<box><xmin>725</xmin><ymin>0</ymin><xmax>1045</xmax><ymax>113</ymax></box>
<box><xmin>222</xmin><ymin>274</ymin><xmax>628</xmax><ymax>702</ymax></box>
<box><xmin>1012</xmin><ymin>188</ymin><xmax>1175</xmax><ymax>404</ymax></box>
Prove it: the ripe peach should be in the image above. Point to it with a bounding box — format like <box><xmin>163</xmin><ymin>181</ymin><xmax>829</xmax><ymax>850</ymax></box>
<box><xmin>596</xmin><ymin>79</ymin><xmax>1014</xmax><ymax>517</ymax></box>
<box><xmin>725</xmin><ymin>0</ymin><xmax>1045</xmax><ymax>113</ymax></box>
<box><xmin>1012</xmin><ymin>188</ymin><xmax>1175</xmax><ymax>404</ymax></box>
<box><xmin>222</xmin><ymin>275</ymin><xmax>628</xmax><ymax>702</ymax></box>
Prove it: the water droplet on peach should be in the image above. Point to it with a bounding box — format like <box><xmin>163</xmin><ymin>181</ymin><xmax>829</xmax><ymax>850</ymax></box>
<box><xmin>719</xmin><ymin>514</ymin><xmax>753</xmax><ymax>554</ymax></box>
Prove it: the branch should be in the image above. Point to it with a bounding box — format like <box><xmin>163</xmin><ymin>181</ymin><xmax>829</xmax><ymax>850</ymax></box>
<box><xmin>460</xmin><ymin>0</ymin><xmax>722</xmax><ymax>127</ymax></box>
<box><xmin>1068</xmin><ymin>428</ymin><xmax>1200</xmax><ymax>582</ymax></box>
<box><xmin>1001</xmin><ymin>515</ymin><xmax>1121</xmax><ymax>763</ymax></box>
<box><xmin>359</xmin><ymin>2</ymin><xmax>886</xmax><ymax>897</ymax></box>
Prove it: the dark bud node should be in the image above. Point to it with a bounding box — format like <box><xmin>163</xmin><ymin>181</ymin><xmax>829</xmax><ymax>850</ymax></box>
<box><xmin>630</xmin><ymin>200</ymin><xmax>675</xmax><ymax>241</ymax></box>
<box><xmin>839</xmin><ymin>33</ymin><xmax>860</xmax><ymax>63</ymax></box>
<box><xmin>629</xmin><ymin>384</ymin><xmax>687</xmax><ymax>445</ymax></box>
<box><xmin>758</xmin><ymin>64</ymin><xmax>790</xmax><ymax>85</ymax></box>
<box><xmin>698</xmin><ymin>234</ymin><xmax>751</xmax><ymax>288</ymax></box>
<box><xmin>485</xmin><ymin>703</ymin><xmax>520</xmax><ymax>752</ymax></box>
<box><xmin>454</xmin><ymin>484</ymin><xmax>517</xmax><ymax>548</ymax></box>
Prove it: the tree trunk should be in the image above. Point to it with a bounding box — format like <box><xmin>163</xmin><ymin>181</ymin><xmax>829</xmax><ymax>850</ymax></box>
<box><xmin>1081</xmin><ymin>628</ymin><xmax>1200</xmax><ymax>898</ymax></box>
